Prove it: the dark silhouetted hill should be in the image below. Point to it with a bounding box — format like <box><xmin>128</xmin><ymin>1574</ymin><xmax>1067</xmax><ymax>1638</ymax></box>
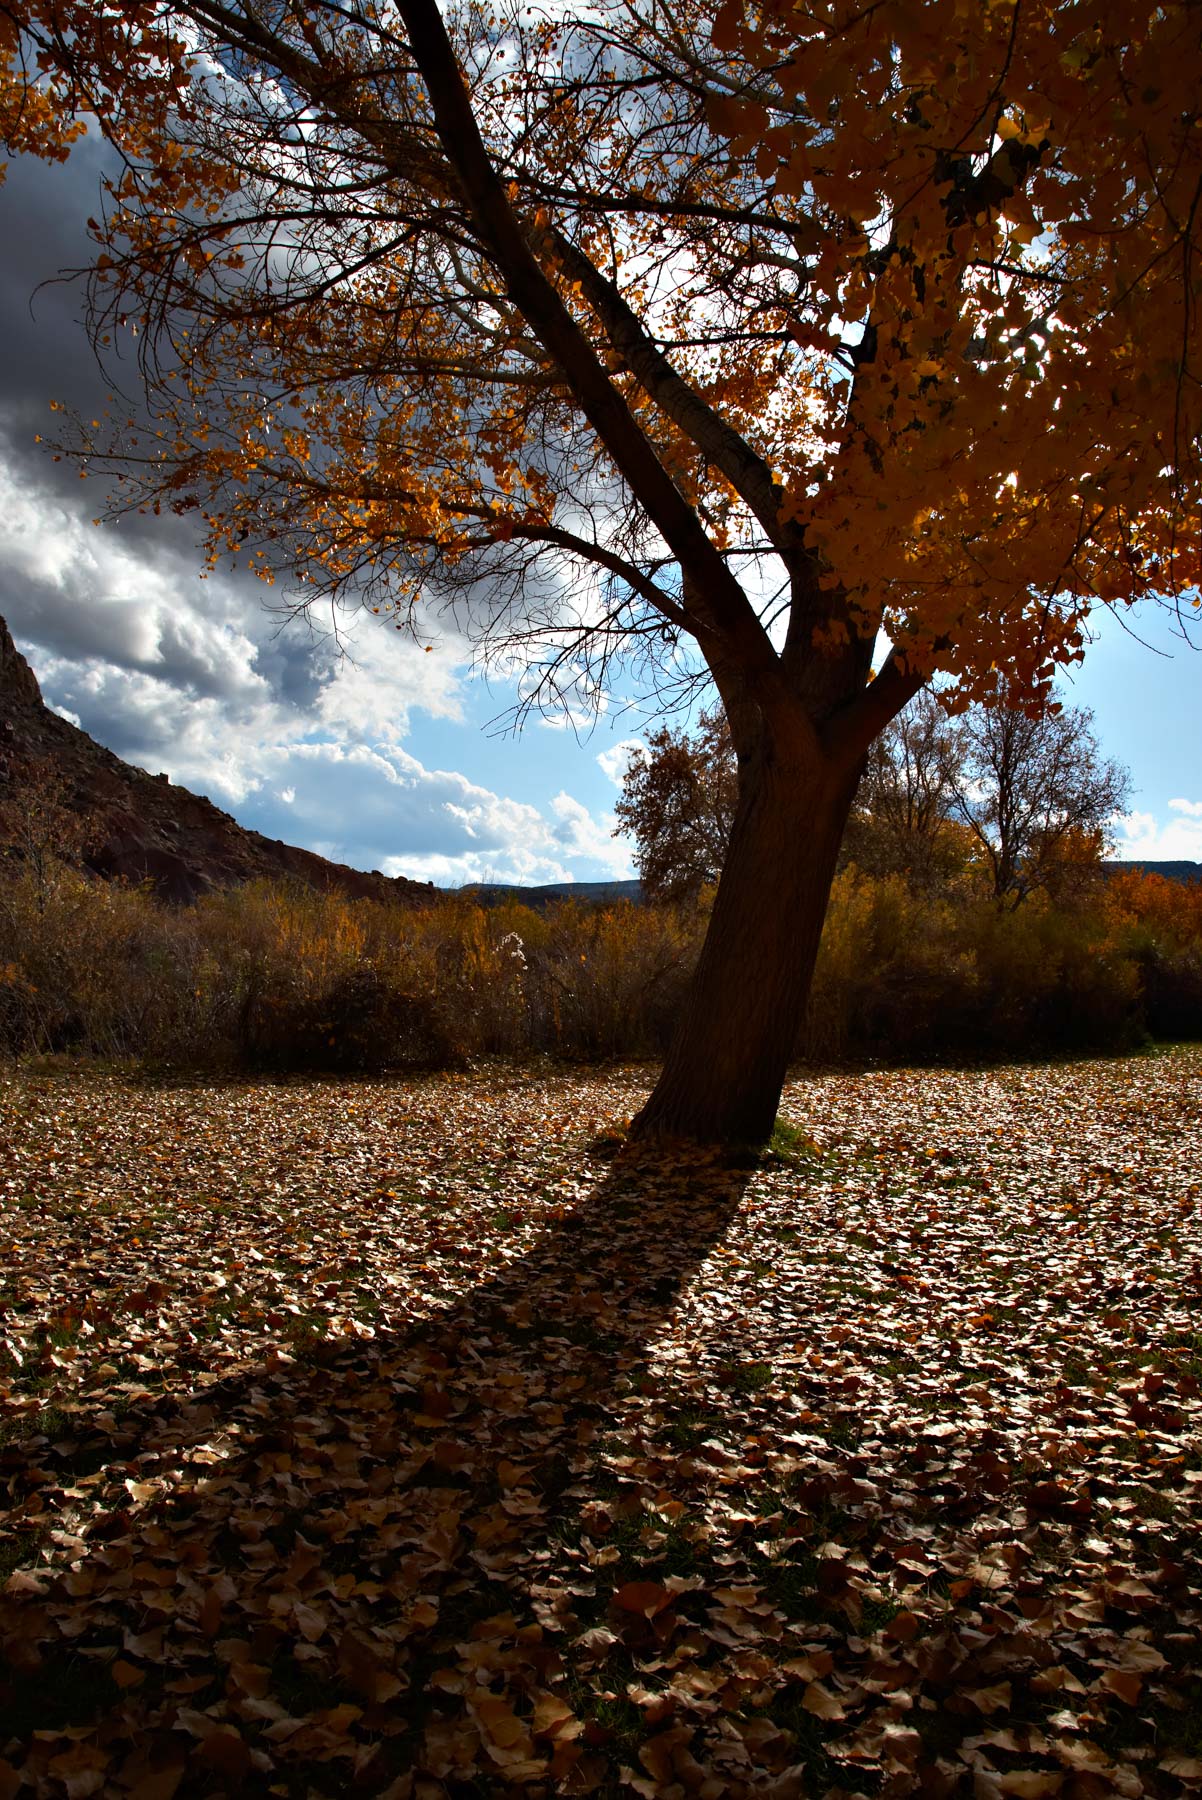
<box><xmin>1105</xmin><ymin>860</ymin><xmax>1202</xmax><ymax>885</ymax></box>
<box><xmin>461</xmin><ymin>879</ymin><xmax>643</xmax><ymax>909</ymax></box>
<box><xmin>0</xmin><ymin>615</ymin><xmax>433</xmax><ymax>906</ymax></box>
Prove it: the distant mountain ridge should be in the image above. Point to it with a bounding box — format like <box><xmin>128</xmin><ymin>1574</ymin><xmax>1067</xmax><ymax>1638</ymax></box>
<box><xmin>1104</xmin><ymin>860</ymin><xmax>1202</xmax><ymax>884</ymax></box>
<box><xmin>0</xmin><ymin>616</ymin><xmax>434</xmax><ymax>907</ymax></box>
<box><xmin>460</xmin><ymin>879</ymin><xmax>643</xmax><ymax>908</ymax></box>
<box><xmin>464</xmin><ymin>864</ymin><xmax>1201</xmax><ymax>907</ymax></box>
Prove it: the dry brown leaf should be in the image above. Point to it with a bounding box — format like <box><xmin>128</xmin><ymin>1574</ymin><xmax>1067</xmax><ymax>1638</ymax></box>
<box><xmin>966</xmin><ymin>1682</ymin><xmax>1013</xmax><ymax>1715</ymax></box>
<box><xmin>801</xmin><ymin>1681</ymin><xmax>845</xmax><ymax>1720</ymax></box>
<box><xmin>1098</xmin><ymin>1668</ymin><xmax>1144</xmax><ymax>1705</ymax></box>
<box><xmin>531</xmin><ymin>1692</ymin><xmax>583</xmax><ymax>1741</ymax></box>
<box><xmin>1159</xmin><ymin>1755</ymin><xmax>1202</xmax><ymax>1780</ymax></box>
<box><xmin>613</xmin><ymin>1581</ymin><xmax>675</xmax><ymax>1618</ymax></box>
<box><xmin>125</xmin><ymin>1768</ymin><xmax>185</xmax><ymax>1800</ymax></box>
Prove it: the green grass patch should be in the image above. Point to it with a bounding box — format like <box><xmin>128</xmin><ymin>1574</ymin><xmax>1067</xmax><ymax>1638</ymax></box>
<box><xmin>0</xmin><ymin>1402</ymin><xmax>70</xmax><ymax>1448</ymax></box>
<box><xmin>766</xmin><ymin>1119</ymin><xmax>827</xmax><ymax>1171</ymax></box>
<box><xmin>720</xmin><ymin>1360</ymin><xmax>774</xmax><ymax>1396</ymax></box>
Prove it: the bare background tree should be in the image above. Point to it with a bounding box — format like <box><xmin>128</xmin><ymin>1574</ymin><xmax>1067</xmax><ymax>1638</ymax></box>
<box><xmin>845</xmin><ymin>691</ymin><xmax>968</xmax><ymax>894</ymax></box>
<box><xmin>951</xmin><ymin>690</ymin><xmax>1131</xmax><ymax>907</ymax></box>
<box><xmin>0</xmin><ymin>755</ymin><xmax>98</xmax><ymax>912</ymax></box>
<box><xmin>619</xmin><ymin>688</ymin><xmax>1130</xmax><ymax>910</ymax></box>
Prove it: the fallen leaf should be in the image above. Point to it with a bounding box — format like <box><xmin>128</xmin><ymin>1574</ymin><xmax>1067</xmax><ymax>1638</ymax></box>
<box><xmin>801</xmin><ymin>1681</ymin><xmax>845</xmax><ymax>1720</ymax></box>
<box><xmin>613</xmin><ymin>1581</ymin><xmax>675</xmax><ymax>1618</ymax></box>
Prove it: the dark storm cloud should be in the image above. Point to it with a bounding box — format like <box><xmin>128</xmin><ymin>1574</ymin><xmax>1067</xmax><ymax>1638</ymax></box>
<box><xmin>0</xmin><ymin>143</ymin><xmax>341</xmax><ymax>721</ymax></box>
<box><xmin>0</xmin><ymin>138</ymin><xmax>376</xmax><ymax>732</ymax></box>
<box><xmin>0</xmin><ymin>141</ymin><xmax>116</xmax><ymax>444</ymax></box>
<box><xmin>0</xmin><ymin>146</ymin><xmax>628</xmax><ymax>886</ymax></box>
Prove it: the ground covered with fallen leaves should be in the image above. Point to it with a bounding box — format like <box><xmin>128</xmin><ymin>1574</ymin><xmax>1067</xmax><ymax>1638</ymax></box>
<box><xmin>1</xmin><ymin>1047</ymin><xmax>1200</xmax><ymax>1799</ymax></box>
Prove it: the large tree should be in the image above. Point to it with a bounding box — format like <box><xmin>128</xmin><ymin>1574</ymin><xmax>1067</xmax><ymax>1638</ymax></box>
<box><xmin>4</xmin><ymin>0</ymin><xmax>1199</xmax><ymax>1141</ymax></box>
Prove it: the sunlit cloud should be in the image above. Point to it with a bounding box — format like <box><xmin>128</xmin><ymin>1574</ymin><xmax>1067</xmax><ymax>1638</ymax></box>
<box><xmin>596</xmin><ymin>738</ymin><xmax>645</xmax><ymax>785</ymax></box>
<box><xmin>1113</xmin><ymin>804</ymin><xmax>1202</xmax><ymax>863</ymax></box>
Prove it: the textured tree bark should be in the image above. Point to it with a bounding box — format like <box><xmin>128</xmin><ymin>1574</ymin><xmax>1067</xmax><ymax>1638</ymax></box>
<box><xmin>630</xmin><ymin>739</ymin><xmax>861</xmax><ymax>1147</ymax></box>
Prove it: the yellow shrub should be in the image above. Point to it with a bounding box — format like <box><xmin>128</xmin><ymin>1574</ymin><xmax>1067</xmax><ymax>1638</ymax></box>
<box><xmin>0</xmin><ymin>857</ymin><xmax>1195</xmax><ymax>1072</ymax></box>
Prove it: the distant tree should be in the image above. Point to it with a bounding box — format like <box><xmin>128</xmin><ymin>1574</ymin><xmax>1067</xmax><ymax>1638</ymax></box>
<box><xmin>615</xmin><ymin>710</ymin><xmax>737</xmax><ymax>906</ymax></box>
<box><xmin>951</xmin><ymin>690</ymin><xmax>1131</xmax><ymax>906</ymax></box>
<box><xmin>845</xmin><ymin>690</ymin><xmax>970</xmax><ymax>891</ymax></box>
<box><xmin>619</xmin><ymin>691</ymin><xmax>969</xmax><ymax>897</ymax></box>
<box><xmin>622</xmin><ymin>686</ymin><xmax>1126</xmax><ymax>909</ymax></box>
<box><xmin>5</xmin><ymin>0</ymin><xmax>1199</xmax><ymax>1141</ymax></box>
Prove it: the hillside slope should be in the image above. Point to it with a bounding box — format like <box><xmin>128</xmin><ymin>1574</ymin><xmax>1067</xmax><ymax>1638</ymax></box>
<box><xmin>0</xmin><ymin>617</ymin><xmax>432</xmax><ymax>905</ymax></box>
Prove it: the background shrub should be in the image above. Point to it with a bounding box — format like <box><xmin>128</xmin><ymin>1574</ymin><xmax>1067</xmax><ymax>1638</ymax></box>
<box><xmin>803</xmin><ymin>869</ymin><xmax>1166</xmax><ymax>1063</ymax></box>
<box><xmin>0</xmin><ymin>855</ymin><xmax>1196</xmax><ymax>1073</ymax></box>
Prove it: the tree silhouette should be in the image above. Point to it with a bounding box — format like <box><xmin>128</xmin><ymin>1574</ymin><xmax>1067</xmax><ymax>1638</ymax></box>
<box><xmin>614</xmin><ymin>710</ymin><xmax>737</xmax><ymax>907</ymax></box>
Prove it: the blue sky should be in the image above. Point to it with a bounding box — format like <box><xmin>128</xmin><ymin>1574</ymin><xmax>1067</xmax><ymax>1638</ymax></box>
<box><xmin>1060</xmin><ymin>602</ymin><xmax>1202</xmax><ymax>864</ymax></box>
<box><xmin>0</xmin><ymin>145</ymin><xmax>1198</xmax><ymax>884</ymax></box>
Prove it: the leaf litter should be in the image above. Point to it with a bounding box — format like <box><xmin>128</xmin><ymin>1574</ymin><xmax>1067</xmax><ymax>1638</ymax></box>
<box><xmin>0</xmin><ymin>1047</ymin><xmax>1200</xmax><ymax>1797</ymax></box>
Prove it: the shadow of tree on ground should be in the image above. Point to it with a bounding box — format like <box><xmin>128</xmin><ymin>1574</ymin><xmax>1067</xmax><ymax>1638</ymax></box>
<box><xmin>1</xmin><ymin>1143</ymin><xmax>785</xmax><ymax>1796</ymax></box>
<box><xmin>6</xmin><ymin>1056</ymin><xmax>1202</xmax><ymax>1799</ymax></box>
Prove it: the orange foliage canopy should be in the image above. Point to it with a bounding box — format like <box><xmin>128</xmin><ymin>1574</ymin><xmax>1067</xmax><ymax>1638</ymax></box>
<box><xmin>2</xmin><ymin>0</ymin><xmax>1200</xmax><ymax>730</ymax></box>
<box><xmin>706</xmin><ymin>0</ymin><xmax>1202</xmax><ymax>688</ymax></box>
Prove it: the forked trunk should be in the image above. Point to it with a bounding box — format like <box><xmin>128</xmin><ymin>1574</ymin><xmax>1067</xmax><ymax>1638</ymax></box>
<box><xmin>631</xmin><ymin>748</ymin><xmax>858</xmax><ymax>1147</ymax></box>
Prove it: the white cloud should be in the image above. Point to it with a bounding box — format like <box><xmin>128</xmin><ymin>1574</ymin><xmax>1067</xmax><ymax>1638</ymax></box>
<box><xmin>381</xmin><ymin>797</ymin><xmax>632</xmax><ymax>887</ymax></box>
<box><xmin>550</xmin><ymin>792</ymin><xmax>631</xmax><ymax>876</ymax></box>
<box><xmin>1113</xmin><ymin>806</ymin><xmax>1202</xmax><ymax>863</ymax></box>
<box><xmin>205</xmin><ymin>740</ymin><xmax>630</xmax><ymax>888</ymax></box>
<box><xmin>30</xmin><ymin>653</ymin><xmax>287</xmax><ymax>804</ymax></box>
<box><xmin>596</xmin><ymin>738</ymin><xmax>646</xmax><ymax>785</ymax></box>
<box><xmin>0</xmin><ymin>275</ymin><xmax>642</xmax><ymax>898</ymax></box>
<box><xmin>382</xmin><ymin>849</ymin><xmax>573</xmax><ymax>888</ymax></box>
<box><xmin>0</xmin><ymin>439</ymin><xmax>472</xmax><ymax>740</ymax></box>
<box><xmin>0</xmin><ymin>463</ymin><xmax>272</xmax><ymax>702</ymax></box>
<box><xmin>0</xmin><ymin>443</ymin><xmax>486</xmax><ymax>817</ymax></box>
<box><xmin>315</xmin><ymin>625</ymin><xmax>467</xmax><ymax>742</ymax></box>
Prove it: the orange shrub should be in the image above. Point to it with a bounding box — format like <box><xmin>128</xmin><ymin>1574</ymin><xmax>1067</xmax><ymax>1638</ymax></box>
<box><xmin>1102</xmin><ymin>871</ymin><xmax>1202</xmax><ymax>1040</ymax></box>
<box><xmin>1104</xmin><ymin>870</ymin><xmax>1202</xmax><ymax>945</ymax></box>
<box><xmin>804</xmin><ymin>868</ymin><xmax>1152</xmax><ymax>1062</ymax></box>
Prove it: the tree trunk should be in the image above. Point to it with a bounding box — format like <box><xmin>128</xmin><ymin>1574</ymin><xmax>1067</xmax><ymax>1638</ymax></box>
<box><xmin>631</xmin><ymin>744</ymin><xmax>860</xmax><ymax>1147</ymax></box>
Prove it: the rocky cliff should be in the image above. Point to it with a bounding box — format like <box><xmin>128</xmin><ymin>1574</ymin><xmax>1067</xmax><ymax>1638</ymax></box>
<box><xmin>0</xmin><ymin>617</ymin><xmax>433</xmax><ymax>906</ymax></box>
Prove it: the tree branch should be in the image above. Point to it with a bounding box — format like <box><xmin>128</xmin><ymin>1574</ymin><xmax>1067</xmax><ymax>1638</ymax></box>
<box><xmin>388</xmin><ymin>0</ymin><xmax>792</xmax><ymax>696</ymax></box>
<box><xmin>819</xmin><ymin>649</ymin><xmax>928</xmax><ymax>769</ymax></box>
<box><xmin>454</xmin><ymin>509</ymin><xmax>692</xmax><ymax>629</ymax></box>
<box><xmin>545</xmin><ymin>226</ymin><xmax>795</xmax><ymax>552</ymax></box>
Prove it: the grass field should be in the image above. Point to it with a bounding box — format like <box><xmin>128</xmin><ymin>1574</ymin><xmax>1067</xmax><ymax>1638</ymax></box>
<box><xmin>1</xmin><ymin>1048</ymin><xmax>1200</xmax><ymax>1797</ymax></box>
